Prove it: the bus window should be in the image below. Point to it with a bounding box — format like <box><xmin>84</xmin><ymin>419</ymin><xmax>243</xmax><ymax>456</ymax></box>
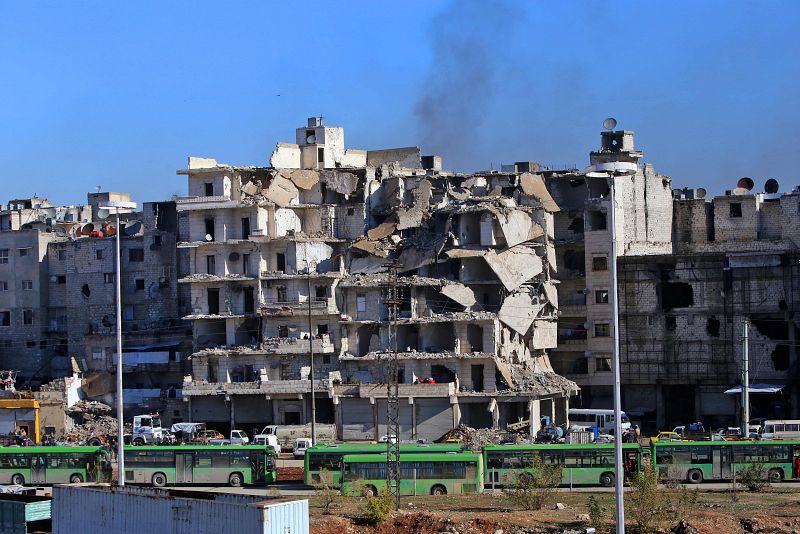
<box><xmin>690</xmin><ymin>447</ymin><xmax>711</xmax><ymax>464</ymax></box>
<box><xmin>486</xmin><ymin>452</ymin><xmax>503</xmax><ymax>469</ymax></box>
<box><xmin>541</xmin><ymin>451</ymin><xmax>561</xmax><ymax>465</ymax></box>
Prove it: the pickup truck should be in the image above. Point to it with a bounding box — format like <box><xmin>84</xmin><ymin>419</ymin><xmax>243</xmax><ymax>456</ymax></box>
<box><xmin>254</xmin><ymin>424</ymin><xmax>336</xmax><ymax>451</ymax></box>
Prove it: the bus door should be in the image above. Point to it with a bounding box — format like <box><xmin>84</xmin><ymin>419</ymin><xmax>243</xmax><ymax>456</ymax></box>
<box><xmin>712</xmin><ymin>446</ymin><xmax>730</xmax><ymax>479</ymax></box>
<box><xmin>175</xmin><ymin>453</ymin><xmax>193</xmax><ymax>483</ymax></box>
<box><xmin>31</xmin><ymin>455</ymin><xmax>47</xmax><ymax>484</ymax></box>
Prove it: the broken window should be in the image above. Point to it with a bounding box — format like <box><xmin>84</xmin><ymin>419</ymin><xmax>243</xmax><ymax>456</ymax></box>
<box><xmin>315</xmin><ymin>285</ymin><xmax>327</xmax><ymax>299</ymax></box>
<box><xmin>22</xmin><ymin>310</ymin><xmax>33</xmax><ymax>325</ymax></box>
<box><xmin>772</xmin><ymin>345</ymin><xmax>790</xmax><ymax>371</ymax></box>
<box><xmin>123</xmin><ymin>305</ymin><xmax>134</xmax><ymax>321</ymax></box>
<box><xmin>467</xmin><ymin>324</ymin><xmax>484</xmax><ymax>352</ymax></box>
<box><xmin>135</xmin><ymin>279</ymin><xmax>145</xmax><ymax>291</ymax></box>
<box><xmin>153</xmin><ymin>235</ymin><xmax>162</xmax><ymax>247</ymax></box>
<box><xmin>316</xmin><ymin>323</ymin><xmax>329</xmax><ymax>337</ymax></box>
<box><xmin>243</xmin><ymin>287</ymin><xmax>255</xmax><ymax>314</ymax></box>
<box><xmin>431</xmin><ymin>364</ymin><xmax>456</xmax><ymax>383</ymax></box>
<box><xmin>103</xmin><ymin>273</ymin><xmax>113</xmax><ymax>284</ymax></box>
<box><xmin>570</xmin><ymin>358</ymin><xmax>588</xmax><ymax>374</ymax></box>
<box><xmin>567</xmin><ymin>217</ymin><xmax>584</xmax><ymax>234</ymax></box>
<box><xmin>587</xmin><ymin>210</ymin><xmax>607</xmax><ymax>231</ymax></box>
<box><xmin>204</xmin><ymin>218</ymin><xmax>215</xmax><ymax>241</ymax></box>
<box><xmin>204</xmin><ymin>182</ymin><xmax>214</xmax><ymax>196</ymax></box>
<box><xmin>92</xmin><ymin>349</ymin><xmax>103</xmax><ymax>360</ymax></box>
<box><xmin>730</xmin><ymin>203</ymin><xmax>742</xmax><ymax>218</ymax></box>
<box><xmin>81</xmin><ymin>284</ymin><xmax>91</xmax><ymax>298</ymax></box>
<box><xmin>54</xmin><ymin>275</ymin><xmax>65</xmax><ymax>284</ymax></box>
<box><xmin>207</xmin><ymin>288</ymin><xmax>220</xmax><ymax>315</ymax></box>
<box><xmin>276</xmin><ymin>253</ymin><xmax>286</xmax><ymax>273</ymax></box>
<box><xmin>278</xmin><ymin>325</ymin><xmax>289</xmax><ymax>338</ymax></box>
<box><xmin>665</xmin><ymin>315</ymin><xmax>677</xmax><ymax>331</ymax></box>
<box><xmin>592</xmin><ymin>256</ymin><xmax>608</xmax><ymax>271</ymax></box>
<box><xmin>96</xmin><ymin>249</ymin><xmax>104</xmax><ymax>260</ymax></box>
<box><xmin>595</xmin><ymin>290</ymin><xmax>609</xmax><ymax>304</ymax></box>
<box><xmin>128</xmin><ymin>249</ymin><xmax>144</xmax><ymax>262</ymax></box>
<box><xmin>0</xmin><ymin>281</ymin><xmax>6</xmax><ymax>291</ymax></box>
<box><xmin>18</xmin><ymin>247</ymin><xmax>31</xmax><ymax>257</ymax></box>
<box><xmin>0</xmin><ymin>250</ymin><xmax>8</xmax><ymax>264</ymax></box>
<box><xmin>356</xmin><ymin>294</ymin><xmax>366</xmax><ymax>315</ymax></box>
<box><xmin>22</xmin><ymin>280</ymin><xmax>32</xmax><ymax>290</ymax></box>
<box><xmin>242</xmin><ymin>254</ymin><xmax>250</xmax><ymax>276</ymax></box>
<box><xmin>596</xmin><ymin>356</ymin><xmax>612</xmax><ymax>372</ymax></box>
<box><xmin>276</xmin><ymin>286</ymin><xmax>288</xmax><ymax>303</ymax></box>
<box><xmin>241</xmin><ymin>217</ymin><xmax>250</xmax><ymax>240</ymax></box>
<box><xmin>563</xmin><ymin>250</ymin><xmax>584</xmax><ymax>272</ymax></box>
<box><xmin>471</xmin><ymin>365</ymin><xmax>485</xmax><ymax>392</ymax></box>
<box><xmin>317</xmin><ymin>147</ymin><xmax>324</xmax><ymax>163</ymax></box>
<box><xmin>662</xmin><ymin>282</ymin><xmax>694</xmax><ymax>310</ymax></box>
<box><xmin>706</xmin><ymin>317</ymin><xmax>721</xmax><ymax>337</ymax></box>
<box><xmin>594</xmin><ymin>323</ymin><xmax>610</xmax><ymax>337</ymax></box>
<box><xmin>206</xmin><ymin>255</ymin><xmax>216</xmax><ymax>275</ymax></box>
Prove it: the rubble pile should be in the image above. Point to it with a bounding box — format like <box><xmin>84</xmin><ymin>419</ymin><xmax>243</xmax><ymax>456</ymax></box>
<box><xmin>437</xmin><ymin>424</ymin><xmax>524</xmax><ymax>449</ymax></box>
<box><xmin>61</xmin><ymin>401</ymin><xmax>122</xmax><ymax>444</ymax></box>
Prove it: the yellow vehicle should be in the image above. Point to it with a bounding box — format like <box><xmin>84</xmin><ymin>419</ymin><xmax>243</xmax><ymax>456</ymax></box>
<box><xmin>652</xmin><ymin>431</ymin><xmax>682</xmax><ymax>442</ymax></box>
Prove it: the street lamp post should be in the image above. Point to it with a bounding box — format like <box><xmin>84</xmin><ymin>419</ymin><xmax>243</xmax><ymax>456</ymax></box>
<box><xmin>306</xmin><ymin>260</ymin><xmax>317</xmax><ymax>445</ymax></box>
<box><xmin>99</xmin><ymin>201</ymin><xmax>137</xmax><ymax>486</ymax></box>
<box><xmin>586</xmin><ymin>161</ymin><xmax>636</xmax><ymax>534</ymax></box>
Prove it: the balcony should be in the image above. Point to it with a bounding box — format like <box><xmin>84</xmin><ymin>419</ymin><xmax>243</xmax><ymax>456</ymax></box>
<box><xmin>175</xmin><ymin>195</ymin><xmax>240</xmax><ymax>211</ymax></box>
<box><xmin>262</xmin><ymin>334</ymin><xmax>334</xmax><ymax>354</ymax></box>
<box><xmin>259</xmin><ymin>297</ymin><xmax>337</xmax><ymax>316</ymax></box>
<box><xmin>182</xmin><ymin>379</ymin><xmax>329</xmax><ymax>397</ymax></box>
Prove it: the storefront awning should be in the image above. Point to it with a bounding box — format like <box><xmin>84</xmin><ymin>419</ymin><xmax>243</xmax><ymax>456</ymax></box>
<box><xmin>724</xmin><ymin>384</ymin><xmax>784</xmax><ymax>395</ymax></box>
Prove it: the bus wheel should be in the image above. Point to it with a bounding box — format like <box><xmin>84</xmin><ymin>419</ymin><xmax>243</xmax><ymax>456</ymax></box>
<box><xmin>431</xmin><ymin>485</ymin><xmax>447</xmax><ymax>496</ymax></box>
<box><xmin>229</xmin><ymin>472</ymin><xmax>243</xmax><ymax>487</ymax></box>
<box><xmin>600</xmin><ymin>472</ymin><xmax>615</xmax><ymax>487</ymax></box>
<box><xmin>69</xmin><ymin>474</ymin><xmax>84</xmax><ymax>484</ymax></box>
<box><xmin>687</xmin><ymin>469</ymin><xmax>703</xmax><ymax>484</ymax></box>
<box><xmin>768</xmin><ymin>469</ymin><xmax>784</xmax><ymax>483</ymax></box>
<box><xmin>11</xmin><ymin>474</ymin><xmax>24</xmax><ymax>485</ymax></box>
<box><xmin>362</xmin><ymin>485</ymin><xmax>378</xmax><ymax>498</ymax></box>
<box><xmin>152</xmin><ymin>473</ymin><xmax>167</xmax><ymax>487</ymax></box>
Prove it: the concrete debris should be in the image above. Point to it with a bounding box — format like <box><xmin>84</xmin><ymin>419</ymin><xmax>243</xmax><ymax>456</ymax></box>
<box><xmin>398</xmin><ymin>232</ymin><xmax>447</xmax><ymax>272</ymax></box>
<box><xmin>241</xmin><ymin>180</ymin><xmax>259</xmax><ymax>196</ymax></box>
<box><xmin>499</xmin><ymin>291</ymin><xmax>540</xmax><ymax>335</ymax></box>
<box><xmin>483</xmin><ymin>246</ymin><xmax>542</xmax><ymax>292</ymax></box>
<box><xmin>511</xmin><ymin>368</ymin><xmax>580</xmax><ymax>396</ymax></box>
<box><xmin>366</xmin><ymin>221</ymin><xmax>397</xmax><ymax>240</ymax></box>
<box><xmin>349</xmin><ymin>255</ymin><xmax>388</xmax><ymax>274</ymax></box>
<box><xmin>520</xmin><ymin>172</ymin><xmax>560</xmax><ymax>212</ymax></box>
<box><xmin>350</xmin><ymin>238</ymin><xmax>390</xmax><ymax>258</ymax></box>
<box><xmin>396</xmin><ymin>207</ymin><xmax>425</xmax><ymax>230</ymax></box>
<box><xmin>264</xmin><ymin>174</ymin><xmax>299</xmax><ymax>207</ymax></box>
<box><xmin>279</xmin><ymin>168</ymin><xmax>319</xmax><ymax>190</ymax></box>
<box><xmin>439</xmin><ymin>283</ymin><xmax>476</xmax><ymax>309</ymax></box>
<box><xmin>322</xmin><ymin>170</ymin><xmax>359</xmax><ymax>196</ymax></box>
<box><xmin>494</xmin><ymin>209</ymin><xmax>535</xmax><ymax>248</ymax></box>
<box><xmin>542</xmin><ymin>280</ymin><xmax>558</xmax><ymax>308</ymax></box>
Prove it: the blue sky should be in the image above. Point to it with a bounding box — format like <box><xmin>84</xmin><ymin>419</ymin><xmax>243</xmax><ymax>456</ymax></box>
<box><xmin>1</xmin><ymin>0</ymin><xmax>798</xmax><ymax>205</ymax></box>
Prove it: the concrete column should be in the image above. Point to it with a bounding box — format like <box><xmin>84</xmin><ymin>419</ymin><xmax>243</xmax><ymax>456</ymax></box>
<box><xmin>333</xmin><ymin>397</ymin><xmax>342</xmax><ymax>440</ymax></box>
<box><xmin>489</xmin><ymin>398</ymin><xmax>499</xmax><ymax>429</ymax></box>
<box><xmin>229</xmin><ymin>396</ymin><xmax>235</xmax><ymax>430</ymax></box>
<box><xmin>271</xmin><ymin>398</ymin><xmax>280</xmax><ymax>425</ymax></box>
<box><xmin>225</xmin><ymin>318</ymin><xmax>237</xmax><ymax>347</ymax></box>
<box><xmin>528</xmin><ymin>399</ymin><xmax>541</xmax><ymax>431</ymax></box>
<box><xmin>372</xmin><ymin>398</ymin><xmax>378</xmax><ymax>441</ymax></box>
<box><xmin>694</xmin><ymin>385</ymin><xmax>703</xmax><ymax>422</ymax></box>
<box><xmin>410</xmin><ymin>397</ymin><xmax>416</xmax><ymax>440</ymax></box>
<box><xmin>451</xmin><ymin>397</ymin><xmax>461</xmax><ymax>428</ymax></box>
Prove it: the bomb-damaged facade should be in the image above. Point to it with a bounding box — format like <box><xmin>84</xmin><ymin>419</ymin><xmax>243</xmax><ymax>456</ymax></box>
<box><xmin>179</xmin><ymin>117</ymin><xmax>577</xmax><ymax>440</ymax></box>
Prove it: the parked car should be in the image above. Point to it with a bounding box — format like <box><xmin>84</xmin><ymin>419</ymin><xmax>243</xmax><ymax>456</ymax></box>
<box><xmin>230</xmin><ymin>430</ymin><xmax>249</xmax><ymax>445</ymax></box>
<box><xmin>190</xmin><ymin>429</ymin><xmax>226</xmax><ymax>445</ymax></box>
<box><xmin>208</xmin><ymin>438</ymin><xmax>231</xmax><ymax>446</ymax></box>
<box><xmin>378</xmin><ymin>435</ymin><xmax>397</xmax><ymax>443</ymax></box>
<box><xmin>652</xmin><ymin>431</ymin><xmax>682</xmax><ymax>442</ymax></box>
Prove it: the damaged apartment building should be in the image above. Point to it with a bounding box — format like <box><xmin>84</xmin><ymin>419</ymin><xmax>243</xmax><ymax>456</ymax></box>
<box><xmin>179</xmin><ymin>117</ymin><xmax>578</xmax><ymax>440</ymax></box>
<box><xmin>617</xmin><ymin>181</ymin><xmax>800</xmax><ymax>429</ymax></box>
<box><xmin>0</xmin><ymin>192</ymin><xmax>188</xmax><ymax>424</ymax></box>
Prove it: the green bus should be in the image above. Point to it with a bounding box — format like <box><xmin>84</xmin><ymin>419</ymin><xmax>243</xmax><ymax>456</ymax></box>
<box><xmin>0</xmin><ymin>446</ymin><xmax>111</xmax><ymax>485</ymax></box>
<box><xmin>304</xmin><ymin>443</ymin><xmax>465</xmax><ymax>486</ymax></box>
<box><xmin>483</xmin><ymin>443</ymin><xmax>643</xmax><ymax>488</ymax></box>
<box><xmin>124</xmin><ymin>445</ymin><xmax>277</xmax><ymax>487</ymax></box>
<box><xmin>652</xmin><ymin>440</ymin><xmax>800</xmax><ymax>484</ymax></box>
<box><xmin>340</xmin><ymin>451</ymin><xmax>483</xmax><ymax>497</ymax></box>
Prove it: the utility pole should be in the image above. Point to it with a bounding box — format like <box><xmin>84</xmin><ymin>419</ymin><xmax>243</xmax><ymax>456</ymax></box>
<box><xmin>307</xmin><ymin>261</ymin><xmax>316</xmax><ymax>445</ymax></box>
<box><xmin>742</xmin><ymin>318</ymin><xmax>749</xmax><ymax>437</ymax></box>
<box><xmin>384</xmin><ymin>261</ymin><xmax>401</xmax><ymax>509</ymax></box>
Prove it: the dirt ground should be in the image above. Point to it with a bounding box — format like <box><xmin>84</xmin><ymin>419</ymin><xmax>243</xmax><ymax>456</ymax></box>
<box><xmin>306</xmin><ymin>488</ymin><xmax>800</xmax><ymax>533</ymax></box>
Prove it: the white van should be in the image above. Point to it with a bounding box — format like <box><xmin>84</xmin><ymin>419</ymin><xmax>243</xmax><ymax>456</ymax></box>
<box><xmin>293</xmin><ymin>438</ymin><xmax>313</xmax><ymax>459</ymax></box>
<box><xmin>253</xmin><ymin>433</ymin><xmax>282</xmax><ymax>454</ymax></box>
<box><xmin>568</xmin><ymin>409</ymin><xmax>632</xmax><ymax>435</ymax></box>
<box><xmin>761</xmin><ymin>420</ymin><xmax>800</xmax><ymax>440</ymax></box>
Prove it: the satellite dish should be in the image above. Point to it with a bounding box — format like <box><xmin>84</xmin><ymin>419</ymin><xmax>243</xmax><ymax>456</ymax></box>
<box><xmin>104</xmin><ymin>224</ymin><xmax>117</xmax><ymax>236</ymax></box>
<box><xmin>97</xmin><ymin>208</ymin><xmax>110</xmax><ymax>219</ymax></box>
<box><xmin>229</xmin><ymin>252</ymin><xmax>241</xmax><ymax>262</ymax></box>
<box><xmin>306</xmin><ymin>134</ymin><xmax>316</xmax><ymax>144</ymax></box>
<box><xmin>732</xmin><ymin>187</ymin><xmax>749</xmax><ymax>196</ymax></box>
<box><xmin>50</xmin><ymin>275</ymin><xmax>58</xmax><ymax>283</ymax></box>
<box><xmin>737</xmin><ymin>177</ymin><xmax>754</xmax><ymax>191</ymax></box>
<box><xmin>205</xmin><ymin>234</ymin><xmax>213</xmax><ymax>242</ymax></box>
<box><xmin>765</xmin><ymin>178</ymin><xmax>779</xmax><ymax>194</ymax></box>
<box><xmin>122</xmin><ymin>220</ymin><xmax>142</xmax><ymax>236</ymax></box>
<box><xmin>54</xmin><ymin>227</ymin><xmax>67</xmax><ymax>237</ymax></box>
<box><xmin>80</xmin><ymin>223</ymin><xmax>95</xmax><ymax>236</ymax></box>
<box><xmin>602</xmin><ymin>117</ymin><xmax>617</xmax><ymax>131</ymax></box>
<box><xmin>696</xmin><ymin>188</ymin><xmax>707</xmax><ymax>199</ymax></box>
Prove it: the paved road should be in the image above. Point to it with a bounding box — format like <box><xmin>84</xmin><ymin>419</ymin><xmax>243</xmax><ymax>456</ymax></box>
<box><xmin>177</xmin><ymin>481</ymin><xmax>800</xmax><ymax>497</ymax></box>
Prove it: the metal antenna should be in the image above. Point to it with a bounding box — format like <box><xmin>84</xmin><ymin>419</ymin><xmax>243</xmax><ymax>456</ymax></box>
<box><xmin>384</xmin><ymin>260</ymin><xmax>401</xmax><ymax>509</ymax></box>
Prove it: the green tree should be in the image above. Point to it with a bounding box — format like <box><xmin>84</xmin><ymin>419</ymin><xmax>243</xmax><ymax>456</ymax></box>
<box><xmin>361</xmin><ymin>486</ymin><xmax>394</xmax><ymax>525</ymax></box>
<box><xmin>626</xmin><ymin>464</ymin><xmax>671</xmax><ymax>533</ymax></box>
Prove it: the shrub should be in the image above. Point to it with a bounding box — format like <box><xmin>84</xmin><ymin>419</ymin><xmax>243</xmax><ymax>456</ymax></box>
<box><xmin>587</xmin><ymin>495</ymin><xmax>608</xmax><ymax>532</ymax></box>
<box><xmin>737</xmin><ymin>463</ymin><xmax>767</xmax><ymax>492</ymax></box>
<box><xmin>626</xmin><ymin>464</ymin><xmax>671</xmax><ymax>533</ymax></box>
<box><xmin>361</xmin><ymin>486</ymin><xmax>394</xmax><ymax>525</ymax></box>
<box><xmin>313</xmin><ymin>469</ymin><xmax>340</xmax><ymax>515</ymax></box>
<box><xmin>503</xmin><ymin>455</ymin><xmax>563</xmax><ymax>511</ymax></box>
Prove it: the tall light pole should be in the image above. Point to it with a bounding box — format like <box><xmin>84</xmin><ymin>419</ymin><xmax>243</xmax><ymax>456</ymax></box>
<box><xmin>99</xmin><ymin>200</ymin><xmax>137</xmax><ymax>486</ymax></box>
<box><xmin>305</xmin><ymin>259</ymin><xmax>317</xmax><ymax>445</ymax></box>
<box><xmin>586</xmin><ymin>159</ymin><xmax>637</xmax><ymax>534</ymax></box>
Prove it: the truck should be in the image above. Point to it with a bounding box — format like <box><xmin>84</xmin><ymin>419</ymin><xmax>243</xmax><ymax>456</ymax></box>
<box><xmin>131</xmin><ymin>414</ymin><xmax>172</xmax><ymax>445</ymax></box>
<box><xmin>230</xmin><ymin>429</ymin><xmax>250</xmax><ymax>445</ymax></box>
<box><xmin>254</xmin><ymin>424</ymin><xmax>336</xmax><ymax>451</ymax></box>
<box><xmin>252</xmin><ymin>433</ymin><xmax>282</xmax><ymax>454</ymax></box>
